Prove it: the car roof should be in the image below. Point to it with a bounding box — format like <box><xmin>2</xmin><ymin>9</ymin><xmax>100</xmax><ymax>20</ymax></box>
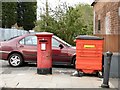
<box><xmin>7</xmin><ymin>32</ymin><xmax>72</xmax><ymax>47</ymax></box>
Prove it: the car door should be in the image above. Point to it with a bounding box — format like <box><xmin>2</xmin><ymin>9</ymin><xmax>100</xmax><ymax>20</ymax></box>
<box><xmin>52</xmin><ymin>38</ymin><xmax>69</xmax><ymax>65</ymax></box>
<box><xmin>18</xmin><ymin>36</ymin><xmax>37</xmax><ymax>62</ymax></box>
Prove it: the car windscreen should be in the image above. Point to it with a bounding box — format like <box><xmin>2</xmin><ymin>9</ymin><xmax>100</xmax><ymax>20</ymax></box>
<box><xmin>53</xmin><ymin>35</ymin><xmax>72</xmax><ymax>47</ymax></box>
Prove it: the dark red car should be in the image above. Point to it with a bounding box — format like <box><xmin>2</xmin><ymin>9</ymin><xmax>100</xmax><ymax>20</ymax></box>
<box><xmin>0</xmin><ymin>33</ymin><xmax>76</xmax><ymax>67</ymax></box>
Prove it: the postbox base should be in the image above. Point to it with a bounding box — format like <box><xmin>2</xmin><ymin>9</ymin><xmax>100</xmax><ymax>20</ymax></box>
<box><xmin>37</xmin><ymin>68</ymin><xmax>52</xmax><ymax>75</ymax></box>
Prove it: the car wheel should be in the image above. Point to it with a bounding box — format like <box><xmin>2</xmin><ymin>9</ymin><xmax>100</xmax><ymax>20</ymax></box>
<box><xmin>8</xmin><ymin>53</ymin><xmax>23</xmax><ymax>67</ymax></box>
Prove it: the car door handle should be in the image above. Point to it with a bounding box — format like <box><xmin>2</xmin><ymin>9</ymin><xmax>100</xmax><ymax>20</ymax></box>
<box><xmin>19</xmin><ymin>45</ymin><xmax>24</xmax><ymax>48</ymax></box>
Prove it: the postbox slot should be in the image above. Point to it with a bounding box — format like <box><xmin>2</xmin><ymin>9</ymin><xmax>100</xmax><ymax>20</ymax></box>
<box><xmin>39</xmin><ymin>40</ymin><xmax>47</xmax><ymax>42</ymax></box>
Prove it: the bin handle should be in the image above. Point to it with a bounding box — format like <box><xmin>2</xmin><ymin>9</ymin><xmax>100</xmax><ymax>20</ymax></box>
<box><xmin>79</xmin><ymin>55</ymin><xmax>100</xmax><ymax>57</ymax></box>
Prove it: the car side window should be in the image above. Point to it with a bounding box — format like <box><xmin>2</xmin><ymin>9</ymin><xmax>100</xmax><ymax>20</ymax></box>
<box><xmin>25</xmin><ymin>36</ymin><xmax>37</xmax><ymax>46</ymax></box>
<box><xmin>19</xmin><ymin>39</ymin><xmax>25</xmax><ymax>45</ymax></box>
<box><xmin>52</xmin><ymin>38</ymin><xmax>60</xmax><ymax>47</ymax></box>
<box><xmin>19</xmin><ymin>36</ymin><xmax>37</xmax><ymax>46</ymax></box>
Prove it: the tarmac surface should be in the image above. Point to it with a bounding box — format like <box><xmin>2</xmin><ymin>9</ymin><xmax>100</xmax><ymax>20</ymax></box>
<box><xmin>0</xmin><ymin>60</ymin><xmax>118</xmax><ymax>89</ymax></box>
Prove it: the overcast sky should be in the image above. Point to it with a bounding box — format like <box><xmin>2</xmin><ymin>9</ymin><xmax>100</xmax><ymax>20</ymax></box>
<box><xmin>37</xmin><ymin>0</ymin><xmax>94</xmax><ymax>20</ymax></box>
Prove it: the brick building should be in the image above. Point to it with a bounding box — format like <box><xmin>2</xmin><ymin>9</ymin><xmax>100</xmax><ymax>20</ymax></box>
<box><xmin>91</xmin><ymin>0</ymin><xmax>120</xmax><ymax>52</ymax></box>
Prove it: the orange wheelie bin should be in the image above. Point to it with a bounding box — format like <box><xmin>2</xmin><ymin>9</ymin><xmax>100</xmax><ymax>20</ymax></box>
<box><xmin>76</xmin><ymin>35</ymin><xmax>104</xmax><ymax>74</ymax></box>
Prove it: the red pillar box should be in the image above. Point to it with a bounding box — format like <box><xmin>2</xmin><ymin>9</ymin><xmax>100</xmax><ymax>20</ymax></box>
<box><xmin>35</xmin><ymin>32</ymin><xmax>53</xmax><ymax>75</ymax></box>
<box><xmin>76</xmin><ymin>35</ymin><xmax>104</xmax><ymax>74</ymax></box>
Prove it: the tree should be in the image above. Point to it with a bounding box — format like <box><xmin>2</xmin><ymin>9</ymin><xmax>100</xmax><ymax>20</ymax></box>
<box><xmin>2</xmin><ymin>2</ymin><xmax>17</xmax><ymax>28</ymax></box>
<box><xmin>2</xmin><ymin>2</ymin><xmax>37</xmax><ymax>30</ymax></box>
<box><xmin>35</xmin><ymin>2</ymin><xmax>93</xmax><ymax>45</ymax></box>
<box><xmin>59</xmin><ymin>4</ymin><xmax>93</xmax><ymax>45</ymax></box>
<box><xmin>17</xmin><ymin>2</ymin><xmax>37</xmax><ymax>30</ymax></box>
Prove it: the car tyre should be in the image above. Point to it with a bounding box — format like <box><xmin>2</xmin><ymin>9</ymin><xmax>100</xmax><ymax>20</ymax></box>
<box><xmin>8</xmin><ymin>53</ymin><xmax>23</xmax><ymax>67</ymax></box>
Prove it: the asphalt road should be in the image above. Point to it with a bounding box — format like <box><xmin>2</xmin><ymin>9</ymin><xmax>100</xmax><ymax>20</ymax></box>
<box><xmin>0</xmin><ymin>60</ymin><xmax>76</xmax><ymax>75</ymax></box>
<box><xmin>0</xmin><ymin>60</ymin><xmax>102</xmax><ymax>77</ymax></box>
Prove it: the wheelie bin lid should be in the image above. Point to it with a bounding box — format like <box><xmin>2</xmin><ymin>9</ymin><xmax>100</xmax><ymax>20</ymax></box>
<box><xmin>76</xmin><ymin>35</ymin><xmax>104</xmax><ymax>40</ymax></box>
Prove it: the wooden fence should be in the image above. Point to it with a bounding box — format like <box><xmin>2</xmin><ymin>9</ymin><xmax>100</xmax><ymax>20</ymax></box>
<box><xmin>95</xmin><ymin>34</ymin><xmax>119</xmax><ymax>52</ymax></box>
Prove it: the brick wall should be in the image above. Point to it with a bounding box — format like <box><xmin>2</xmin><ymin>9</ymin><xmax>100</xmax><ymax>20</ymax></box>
<box><xmin>94</xmin><ymin>2</ymin><xmax>119</xmax><ymax>34</ymax></box>
<box><xmin>118</xmin><ymin>2</ymin><xmax>120</xmax><ymax>33</ymax></box>
<box><xmin>92</xmin><ymin>1</ymin><xmax>120</xmax><ymax>52</ymax></box>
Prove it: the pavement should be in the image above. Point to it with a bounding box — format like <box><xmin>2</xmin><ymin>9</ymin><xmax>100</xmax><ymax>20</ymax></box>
<box><xmin>0</xmin><ymin>60</ymin><xmax>119</xmax><ymax>89</ymax></box>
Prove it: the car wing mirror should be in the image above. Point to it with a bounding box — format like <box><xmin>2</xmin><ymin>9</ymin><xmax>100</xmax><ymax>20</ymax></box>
<box><xmin>59</xmin><ymin>44</ymin><xmax>64</xmax><ymax>49</ymax></box>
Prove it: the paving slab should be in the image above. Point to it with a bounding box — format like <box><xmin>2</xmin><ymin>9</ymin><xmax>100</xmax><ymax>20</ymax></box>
<box><xmin>0</xmin><ymin>72</ymin><xmax>117</xmax><ymax>88</ymax></box>
<box><xmin>56</xmin><ymin>83</ymin><xmax>72</xmax><ymax>88</ymax></box>
<box><xmin>37</xmin><ymin>82</ymin><xmax>57</xmax><ymax>88</ymax></box>
<box><xmin>110</xmin><ymin>78</ymin><xmax>119</xmax><ymax>88</ymax></box>
<box><xmin>0</xmin><ymin>61</ymin><xmax>118</xmax><ymax>89</ymax></box>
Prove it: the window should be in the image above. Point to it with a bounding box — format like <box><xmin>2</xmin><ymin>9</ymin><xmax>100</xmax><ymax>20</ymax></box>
<box><xmin>105</xmin><ymin>12</ymin><xmax>111</xmax><ymax>34</ymax></box>
<box><xmin>19</xmin><ymin>38</ymin><xmax>25</xmax><ymax>45</ymax></box>
<box><xmin>25</xmin><ymin>36</ymin><xmax>37</xmax><ymax>45</ymax></box>
<box><xmin>53</xmin><ymin>36</ymin><xmax>71</xmax><ymax>47</ymax></box>
<box><xmin>52</xmin><ymin>38</ymin><xmax>60</xmax><ymax>47</ymax></box>
<box><xmin>98</xmin><ymin>20</ymin><xmax>101</xmax><ymax>31</ymax></box>
<box><xmin>105</xmin><ymin>16</ymin><xmax>111</xmax><ymax>34</ymax></box>
<box><xmin>19</xmin><ymin>36</ymin><xmax>37</xmax><ymax>46</ymax></box>
<box><xmin>118</xmin><ymin>7</ymin><xmax>120</xmax><ymax>16</ymax></box>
